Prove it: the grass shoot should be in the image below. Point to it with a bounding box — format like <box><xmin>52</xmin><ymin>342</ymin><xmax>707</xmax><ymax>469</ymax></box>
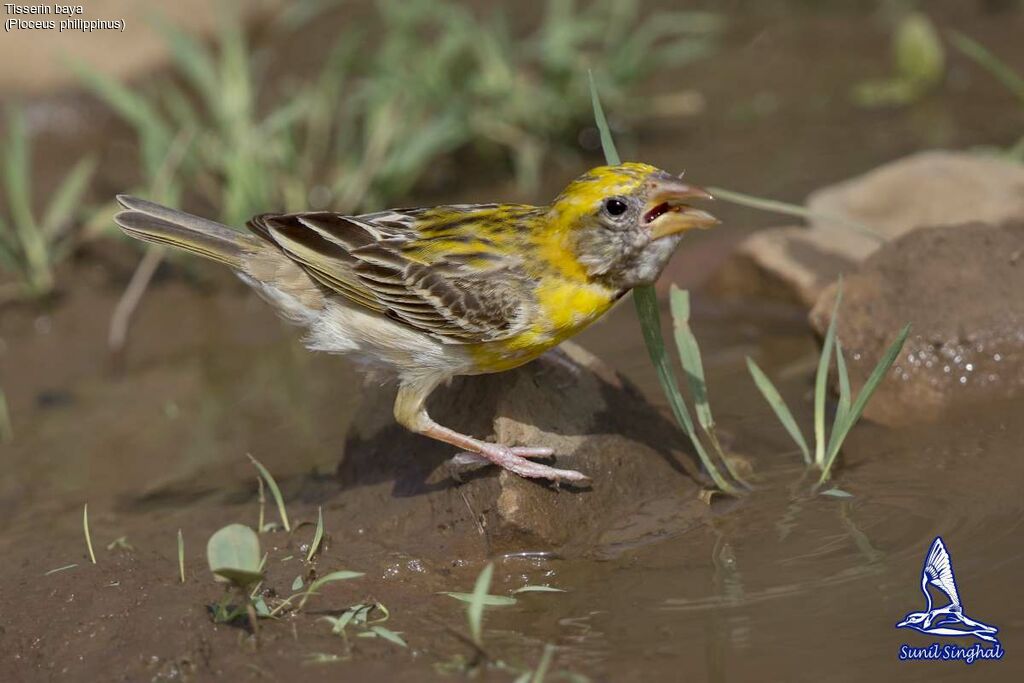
<box><xmin>247</xmin><ymin>454</ymin><xmax>290</xmax><ymax>532</ymax></box>
<box><xmin>746</xmin><ymin>283</ymin><xmax>910</xmax><ymax>489</ymax></box>
<box><xmin>83</xmin><ymin>503</ymin><xmax>96</xmax><ymax>564</ymax></box>
<box><xmin>206</xmin><ymin>523</ymin><xmax>264</xmax><ymax>631</ymax></box>
<box><xmin>177</xmin><ymin>529</ymin><xmax>185</xmax><ymax>583</ymax></box>
<box><xmin>0</xmin><ymin>106</ymin><xmax>95</xmax><ymax>301</ymax></box>
<box><xmin>306</xmin><ymin>505</ymin><xmax>325</xmax><ymax>563</ymax></box>
<box><xmin>590</xmin><ymin>73</ymin><xmax>746</xmax><ymax>495</ymax></box>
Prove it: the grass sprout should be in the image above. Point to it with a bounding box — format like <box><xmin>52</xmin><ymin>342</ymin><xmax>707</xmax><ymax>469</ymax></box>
<box><xmin>206</xmin><ymin>523</ymin><xmax>264</xmax><ymax>631</ymax></box>
<box><xmin>851</xmin><ymin>12</ymin><xmax>944</xmax><ymax>108</ymax></box>
<box><xmin>949</xmin><ymin>31</ymin><xmax>1024</xmax><ymax>161</ymax></box>
<box><xmin>0</xmin><ymin>107</ymin><xmax>95</xmax><ymax>300</ymax></box>
<box><xmin>746</xmin><ymin>283</ymin><xmax>910</xmax><ymax>489</ymax></box>
<box><xmin>83</xmin><ymin>503</ymin><xmax>96</xmax><ymax>564</ymax></box>
<box><xmin>670</xmin><ymin>286</ymin><xmax>751</xmax><ymax>489</ymax></box>
<box><xmin>468</xmin><ymin>562</ymin><xmax>496</xmax><ymax>648</ymax></box>
<box><xmin>306</xmin><ymin>505</ymin><xmax>324</xmax><ymax>563</ymax></box>
<box><xmin>44</xmin><ymin>564</ymin><xmax>78</xmax><ymax>576</ymax></box>
<box><xmin>177</xmin><ymin>529</ymin><xmax>185</xmax><ymax>583</ymax></box>
<box><xmin>247</xmin><ymin>454</ymin><xmax>290</xmax><ymax>532</ymax></box>
<box><xmin>590</xmin><ymin>73</ymin><xmax>744</xmax><ymax>495</ymax></box>
<box><xmin>322</xmin><ymin>602</ymin><xmax>407</xmax><ymax>648</ymax></box>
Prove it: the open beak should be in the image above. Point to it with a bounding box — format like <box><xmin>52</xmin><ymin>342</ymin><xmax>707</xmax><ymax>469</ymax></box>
<box><xmin>643</xmin><ymin>176</ymin><xmax>719</xmax><ymax>240</ymax></box>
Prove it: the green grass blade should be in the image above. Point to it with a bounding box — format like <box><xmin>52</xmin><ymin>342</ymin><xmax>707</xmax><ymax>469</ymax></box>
<box><xmin>306</xmin><ymin>505</ymin><xmax>324</xmax><ymax>563</ymax></box>
<box><xmin>83</xmin><ymin>503</ymin><xmax>96</xmax><ymax>564</ymax></box>
<box><xmin>468</xmin><ymin>562</ymin><xmax>494</xmax><ymax>647</ymax></box>
<box><xmin>296</xmin><ymin>570</ymin><xmax>364</xmax><ymax>610</ymax></box>
<box><xmin>825</xmin><ymin>340</ymin><xmax>852</xmax><ymax>457</ymax></box>
<box><xmin>813</xmin><ymin>284</ymin><xmax>843</xmax><ymax>467</ymax></box>
<box><xmin>3</xmin><ymin>108</ymin><xmax>50</xmax><ymax>293</ymax></box>
<box><xmin>746</xmin><ymin>357</ymin><xmax>811</xmax><ymax>464</ymax></box>
<box><xmin>41</xmin><ymin>156</ymin><xmax>95</xmax><ymax>237</ymax></box>
<box><xmin>949</xmin><ymin>31</ymin><xmax>1024</xmax><ymax>107</ymax></box>
<box><xmin>177</xmin><ymin>528</ymin><xmax>185</xmax><ymax>583</ymax></box>
<box><xmin>530</xmin><ymin>643</ymin><xmax>556</xmax><ymax>683</ymax></box>
<box><xmin>633</xmin><ymin>286</ymin><xmax>739</xmax><ymax>494</ymax></box>
<box><xmin>820</xmin><ymin>323</ymin><xmax>910</xmax><ymax>484</ymax></box>
<box><xmin>588</xmin><ymin>71</ymin><xmax>620</xmax><ymax>165</ymax></box>
<box><xmin>706</xmin><ymin>186</ymin><xmax>883</xmax><ymax>243</ymax></box>
<box><xmin>670</xmin><ymin>286</ymin><xmax>714</xmax><ymax>434</ymax></box>
<box><xmin>670</xmin><ymin>286</ymin><xmax>750</xmax><ymax>488</ymax></box>
<box><xmin>247</xmin><ymin>454</ymin><xmax>290</xmax><ymax>532</ymax></box>
<box><xmin>590</xmin><ymin>73</ymin><xmax>738</xmax><ymax>494</ymax></box>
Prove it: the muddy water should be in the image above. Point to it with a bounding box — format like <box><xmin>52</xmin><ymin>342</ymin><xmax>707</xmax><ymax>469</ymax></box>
<box><xmin>3</xmin><ymin>1</ymin><xmax>1024</xmax><ymax>681</ymax></box>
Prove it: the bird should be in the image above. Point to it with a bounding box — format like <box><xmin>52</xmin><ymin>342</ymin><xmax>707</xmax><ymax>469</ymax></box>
<box><xmin>896</xmin><ymin>536</ymin><xmax>999</xmax><ymax>643</ymax></box>
<box><xmin>113</xmin><ymin>162</ymin><xmax>717</xmax><ymax>485</ymax></box>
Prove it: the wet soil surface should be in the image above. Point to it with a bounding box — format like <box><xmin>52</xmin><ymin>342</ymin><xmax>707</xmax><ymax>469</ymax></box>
<box><xmin>3</xmin><ymin>1</ymin><xmax>1024</xmax><ymax>681</ymax></box>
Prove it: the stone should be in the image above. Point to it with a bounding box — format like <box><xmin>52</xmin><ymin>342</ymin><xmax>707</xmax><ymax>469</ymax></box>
<box><xmin>337</xmin><ymin>342</ymin><xmax>711</xmax><ymax>556</ymax></box>
<box><xmin>712</xmin><ymin>151</ymin><xmax>1024</xmax><ymax>307</ymax></box>
<box><xmin>809</xmin><ymin>221</ymin><xmax>1024</xmax><ymax>426</ymax></box>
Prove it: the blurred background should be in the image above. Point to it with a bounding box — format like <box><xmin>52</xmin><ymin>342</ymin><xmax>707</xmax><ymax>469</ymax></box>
<box><xmin>1</xmin><ymin>1</ymin><xmax>1023</xmax><ymax>679</ymax></box>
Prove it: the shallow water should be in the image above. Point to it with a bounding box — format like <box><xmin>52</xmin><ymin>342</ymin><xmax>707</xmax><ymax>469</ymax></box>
<box><xmin>2</xmin><ymin>1</ymin><xmax>1024</xmax><ymax>680</ymax></box>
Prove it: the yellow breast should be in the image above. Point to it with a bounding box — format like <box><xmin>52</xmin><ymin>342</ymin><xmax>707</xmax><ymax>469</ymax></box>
<box><xmin>466</xmin><ymin>276</ymin><xmax>618</xmax><ymax>373</ymax></box>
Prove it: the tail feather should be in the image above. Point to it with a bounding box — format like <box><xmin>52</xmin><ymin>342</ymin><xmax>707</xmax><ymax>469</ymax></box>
<box><xmin>113</xmin><ymin>195</ymin><xmax>258</xmax><ymax>269</ymax></box>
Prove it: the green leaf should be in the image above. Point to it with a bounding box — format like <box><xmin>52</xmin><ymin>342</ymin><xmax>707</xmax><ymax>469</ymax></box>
<box><xmin>530</xmin><ymin>643</ymin><xmax>556</xmax><ymax>683</ymax></box>
<box><xmin>177</xmin><ymin>528</ymin><xmax>185</xmax><ymax>583</ymax></box>
<box><xmin>370</xmin><ymin>625</ymin><xmax>408</xmax><ymax>648</ymax></box>
<box><xmin>826</xmin><ymin>340</ymin><xmax>852</xmax><ymax>458</ymax></box>
<box><xmin>306</xmin><ymin>505</ymin><xmax>324</xmax><ymax>563</ymax></box>
<box><xmin>247</xmin><ymin>454</ymin><xmax>290</xmax><ymax>532</ymax></box>
<box><xmin>632</xmin><ymin>286</ymin><xmax>739</xmax><ymax>494</ymax></box>
<box><xmin>706</xmin><ymin>186</ymin><xmax>883</xmax><ymax>243</ymax></box>
<box><xmin>292</xmin><ymin>575</ymin><xmax>304</xmax><ymax>591</ymax></box>
<box><xmin>513</xmin><ymin>585</ymin><xmax>566</xmax><ymax>594</ymax></box>
<box><xmin>820</xmin><ymin>487</ymin><xmax>854</xmax><ymax>498</ymax></box>
<box><xmin>949</xmin><ymin>31</ymin><xmax>1024</xmax><ymax>107</ymax></box>
<box><xmin>206</xmin><ymin>523</ymin><xmax>263</xmax><ymax>587</ymax></box>
<box><xmin>468</xmin><ymin>562</ymin><xmax>493</xmax><ymax>647</ymax></box>
<box><xmin>745</xmin><ymin>357</ymin><xmax>811</xmax><ymax>464</ymax></box>
<box><xmin>820</xmin><ymin>323</ymin><xmax>911</xmax><ymax>484</ymax></box>
<box><xmin>588</xmin><ymin>71</ymin><xmax>620</xmax><ymax>165</ymax></box>
<box><xmin>894</xmin><ymin>13</ymin><xmax>944</xmax><ymax>88</ymax></box>
<box><xmin>670</xmin><ymin>286</ymin><xmax>714</xmax><ymax>434</ymax></box>
<box><xmin>295</xmin><ymin>569</ymin><xmax>364</xmax><ymax>610</ymax></box>
<box><xmin>814</xmin><ymin>283</ymin><xmax>843</xmax><ymax>467</ymax></box>
<box><xmin>442</xmin><ymin>592</ymin><xmax>517</xmax><ymax>606</ymax></box>
<box><xmin>41</xmin><ymin>156</ymin><xmax>95</xmax><ymax>237</ymax></box>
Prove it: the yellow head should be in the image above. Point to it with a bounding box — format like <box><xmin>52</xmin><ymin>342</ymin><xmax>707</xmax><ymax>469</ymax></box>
<box><xmin>547</xmin><ymin>162</ymin><xmax>717</xmax><ymax>289</ymax></box>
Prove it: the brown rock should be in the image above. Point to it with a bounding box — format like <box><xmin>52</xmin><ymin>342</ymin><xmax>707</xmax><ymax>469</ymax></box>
<box><xmin>713</xmin><ymin>151</ymin><xmax>1024</xmax><ymax>306</ymax></box>
<box><xmin>338</xmin><ymin>343</ymin><xmax>710</xmax><ymax>555</ymax></box>
<box><xmin>809</xmin><ymin>221</ymin><xmax>1024</xmax><ymax>425</ymax></box>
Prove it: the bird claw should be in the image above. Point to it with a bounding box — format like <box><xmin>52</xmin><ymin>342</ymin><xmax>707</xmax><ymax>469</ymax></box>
<box><xmin>447</xmin><ymin>444</ymin><xmax>590</xmax><ymax>485</ymax></box>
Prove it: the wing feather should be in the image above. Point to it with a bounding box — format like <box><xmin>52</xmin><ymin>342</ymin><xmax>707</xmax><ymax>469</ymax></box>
<box><xmin>246</xmin><ymin>208</ymin><xmax>535</xmax><ymax>344</ymax></box>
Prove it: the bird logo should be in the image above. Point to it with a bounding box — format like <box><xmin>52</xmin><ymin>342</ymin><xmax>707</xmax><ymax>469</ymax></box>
<box><xmin>896</xmin><ymin>536</ymin><xmax>999</xmax><ymax>644</ymax></box>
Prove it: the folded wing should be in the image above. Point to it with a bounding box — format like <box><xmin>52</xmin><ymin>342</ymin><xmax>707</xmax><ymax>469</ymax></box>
<box><xmin>247</xmin><ymin>209</ymin><xmax>535</xmax><ymax>344</ymax></box>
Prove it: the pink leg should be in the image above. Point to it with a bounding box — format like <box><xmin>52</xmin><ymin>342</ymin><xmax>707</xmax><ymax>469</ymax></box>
<box><xmin>394</xmin><ymin>379</ymin><xmax>591</xmax><ymax>485</ymax></box>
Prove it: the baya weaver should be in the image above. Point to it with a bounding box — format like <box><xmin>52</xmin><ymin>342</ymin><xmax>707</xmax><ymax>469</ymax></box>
<box><xmin>114</xmin><ymin>163</ymin><xmax>717</xmax><ymax>484</ymax></box>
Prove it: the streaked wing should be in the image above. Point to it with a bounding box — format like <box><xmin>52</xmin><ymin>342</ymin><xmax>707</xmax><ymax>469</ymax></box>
<box><xmin>923</xmin><ymin>537</ymin><xmax>960</xmax><ymax>606</ymax></box>
<box><xmin>247</xmin><ymin>208</ymin><xmax>534</xmax><ymax>344</ymax></box>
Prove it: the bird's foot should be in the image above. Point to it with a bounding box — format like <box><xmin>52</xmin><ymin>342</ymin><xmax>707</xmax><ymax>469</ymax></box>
<box><xmin>448</xmin><ymin>444</ymin><xmax>590</xmax><ymax>485</ymax></box>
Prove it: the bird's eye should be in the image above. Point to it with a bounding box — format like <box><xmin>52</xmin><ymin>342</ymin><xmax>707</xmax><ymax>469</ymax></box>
<box><xmin>604</xmin><ymin>198</ymin><xmax>628</xmax><ymax>217</ymax></box>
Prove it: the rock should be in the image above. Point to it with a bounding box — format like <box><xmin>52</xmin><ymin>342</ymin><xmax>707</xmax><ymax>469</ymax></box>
<box><xmin>809</xmin><ymin>221</ymin><xmax>1024</xmax><ymax>426</ymax></box>
<box><xmin>337</xmin><ymin>342</ymin><xmax>711</xmax><ymax>556</ymax></box>
<box><xmin>712</xmin><ymin>151</ymin><xmax>1024</xmax><ymax>307</ymax></box>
